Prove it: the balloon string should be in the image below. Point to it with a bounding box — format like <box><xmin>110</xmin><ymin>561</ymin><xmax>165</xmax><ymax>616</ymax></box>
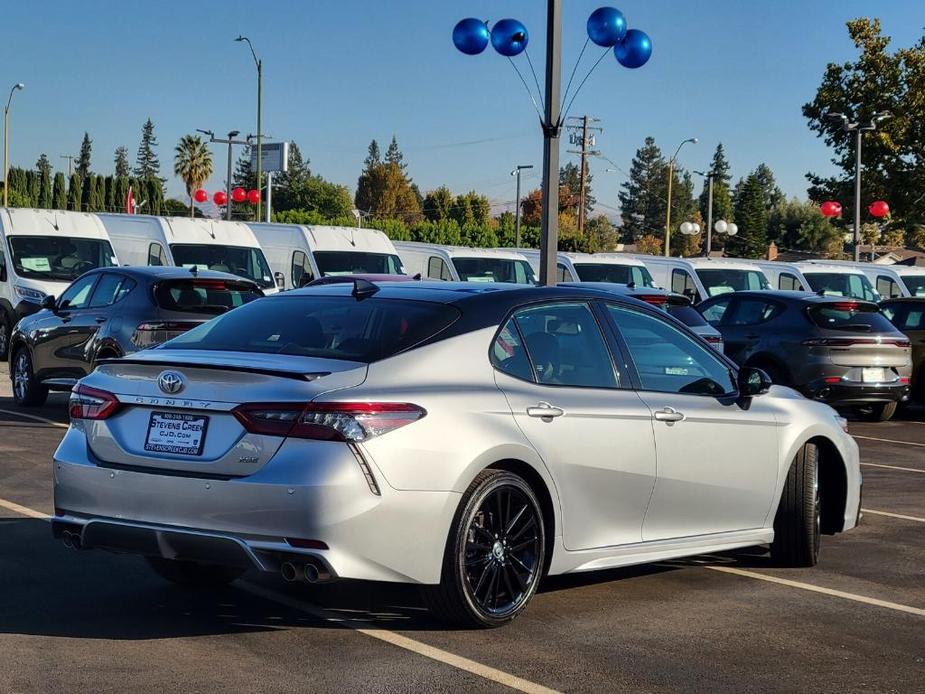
<box><xmin>562</xmin><ymin>47</ymin><xmax>611</xmax><ymax>121</ymax></box>
<box><xmin>560</xmin><ymin>36</ymin><xmax>590</xmax><ymax>114</ymax></box>
<box><xmin>522</xmin><ymin>48</ymin><xmax>546</xmax><ymax>113</ymax></box>
<box><xmin>506</xmin><ymin>56</ymin><xmax>545</xmax><ymax>121</ymax></box>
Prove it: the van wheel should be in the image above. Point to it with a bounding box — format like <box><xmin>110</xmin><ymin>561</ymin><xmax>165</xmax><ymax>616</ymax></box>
<box><xmin>770</xmin><ymin>442</ymin><xmax>821</xmax><ymax>567</ymax></box>
<box><xmin>859</xmin><ymin>402</ymin><xmax>897</xmax><ymax>422</ymax></box>
<box><xmin>0</xmin><ymin>313</ymin><xmax>10</xmax><ymax>361</ymax></box>
<box><xmin>146</xmin><ymin>557</ymin><xmax>245</xmax><ymax>587</ymax></box>
<box><xmin>12</xmin><ymin>347</ymin><xmax>48</xmax><ymax>407</ymax></box>
<box><xmin>422</xmin><ymin>470</ymin><xmax>545</xmax><ymax>628</ymax></box>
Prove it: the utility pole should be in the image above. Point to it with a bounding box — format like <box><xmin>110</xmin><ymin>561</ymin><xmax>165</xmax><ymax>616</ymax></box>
<box><xmin>565</xmin><ymin>115</ymin><xmax>602</xmax><ymax>234</ymax></box>
<box><xmin>538</xmin><ymin>0</ymin><xmax>562</xmax><ymax>286</ymax></box>
<box><xmin>198</xmin><ymin>129</ymin><xmax>248</xmax><ymax>220</ymax></box>
<box><xmin>511</xmin><ymin>164</ymin><xmax>533</xmax><ymax>248</ymax></box>
<box><xmin>59</xmin><ymin>155</ymin><xmax>75</xmax><ymax>177</ymax></box>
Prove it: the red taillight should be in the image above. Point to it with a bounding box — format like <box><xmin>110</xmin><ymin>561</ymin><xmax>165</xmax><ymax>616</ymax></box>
<box><xmin>900</xmin><ymin>377</ymin><xmax>911</xmax><ymax>384</ymax></box>
<box><xmin>635</xmin><ymin>294</ymin><xmax>670</xmax><ymax>307</ymax></box>
<box><xmin>824</xmin><ymin>377</ymin><xmax>842</xmax><ymax>384</ymax></box>
<box><xmin>830</xmin><ymin>301</ymin><xmax>860</xmax><ymax>311</ymax></box>
<box><xmin>69</xmin><ymin>385</ymin><xmax>120</xmax><ymax>421</ymax></box>
<box><xmin>704</xmin><ymin>335</ymin><xmax>723</xmax><ymax>344</ymax></box>
<box><xmin>232</xmin><ymin>402</ymin><xmax>426</xmax><ymax>442</ymax></box>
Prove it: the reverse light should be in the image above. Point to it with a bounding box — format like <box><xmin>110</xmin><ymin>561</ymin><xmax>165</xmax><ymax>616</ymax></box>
<box><xmin>14</xmin><ymin>284</ymin><xmax>45</xmax><ymax>303</ymax></box>
<box><xmin>233</xmin><ymin>402</ymin><xmax>426</xmax><ymax>442</ymax></box>
<box><xmin>69</xmin><ymin>385</ymin><xmax>121</xmax><ymax>421</ymax></box>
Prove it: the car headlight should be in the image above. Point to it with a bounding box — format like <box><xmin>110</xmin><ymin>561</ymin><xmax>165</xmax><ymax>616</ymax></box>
<box><xmin>835</xmin><ymin>415</ymin><xmax>849</xmax><ymax>433</ymax></box>
<box><xmin>14</xmin><ymin>284</ymin><xmax>46</xmax><ymax>303</ymax></box>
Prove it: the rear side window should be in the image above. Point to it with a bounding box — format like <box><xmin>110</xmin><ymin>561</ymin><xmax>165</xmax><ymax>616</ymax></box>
<box><xmin>161</xmin><ymin>296</ymin><xmax>459</xmax><ymax>362</ymax></box>
<box><xmin>491</xmin><ymin>318</ymin><xmax>533</xmax><ymax>381</ymax></box>
<box><xmin>155</xmin><ymin>279</ymin><xmax>263</xmax><ymax>315</ymax></box>
<box><xmin>808</xmin><ymin>302</ymin><xmax>897</xmax><ymax>332</ymax></box>
<box><xmin>726</xmin><ymin>299</ymin><xmax>782</xmax><ymax>326</ymax></box>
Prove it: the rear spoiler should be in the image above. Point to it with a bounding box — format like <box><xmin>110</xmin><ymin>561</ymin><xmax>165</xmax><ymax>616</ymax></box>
<box><xmin>97</xmin><ymin>357</ymin><xmax>331</xmax><ymax>382</ymax></box>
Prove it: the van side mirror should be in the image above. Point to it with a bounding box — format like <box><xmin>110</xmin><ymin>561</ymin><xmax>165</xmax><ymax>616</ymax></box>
<box><xmin>683</xmin><ymin>287</ymin><xmax>698</xmax><ymax>301</ymax></box>
<box><xmin>274</xmin><ymin>271</ymin><xmax>285</xmax><ymax>289</ymax></box>
<box><xmin>41</xmin><ymin>294</ymin><xmax>57</xmax><ymax>311</ymax></box>
<box><xmin>738</xmin><ymin>366</ymin><xmax>771</xmax><ymax>397</ymax></box>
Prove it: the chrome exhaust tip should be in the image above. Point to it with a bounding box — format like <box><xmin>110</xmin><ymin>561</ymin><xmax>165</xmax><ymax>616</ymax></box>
<box><xmin>280</xmin><ymin>562</ymin><xmax>299</xmax><ymax>582</ymax></box>
<box><xmin>303</xmin><ymin>561</ymin><xmax>332</xmax><ymax>584</ymax></box>
<box><xmin>61</xmin><ymin>530</ymin><xmax>82</xmax><ymax>550</ymax></box>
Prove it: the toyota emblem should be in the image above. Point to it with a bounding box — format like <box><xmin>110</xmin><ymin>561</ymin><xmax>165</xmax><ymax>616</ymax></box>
<box><xmin>157</xmin><ymin>371</ymin><xmax>185</xmax><ymax>395</ymax></box>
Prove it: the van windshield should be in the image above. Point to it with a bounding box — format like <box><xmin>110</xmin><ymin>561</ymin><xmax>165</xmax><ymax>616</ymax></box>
<box><xmin>8</xmin><ymin>236</ymin><xmax>116</xmax><ymax>281</ymax></box>
<box><xmin>803</xmin><ymin>272</ymin><xmax>879</xmax><ymax>301</ymax></box>
<box><xmin>695</xmin><ymin>268</ymin><xmax>769</xmax><ymax>297</ymax></box>
<box><xmin>574</xmin><ymin>263</ymin><xmax>654</xmax><ymax>287</ymax></box>
<box><xmin>313</xmin><ymin>251</ymin><xmax>403</xmax><ymax>276</ymax></box>
<box><xmin>170</xmin><ymin>244</ymin><xmax>274</xmax><ymax>289</ymax></box>
<box><xmin>453</xmin><ymin>257</ymin><xmax>536</xmax><ymax>284</ymax></box>
<box><xmin>901</xmin><ymin>275</ymin><xmax>925</xmax><ymax>297</ymax></box>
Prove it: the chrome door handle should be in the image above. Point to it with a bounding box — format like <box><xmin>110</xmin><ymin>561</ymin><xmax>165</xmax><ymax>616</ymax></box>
<box><xmin>653</xmin><ymin>407</ymin><xmax>685</xmax><ymax>423</ymax></box>
<box><xmin>526</xmin><ymin>402</ymin><xmax>565</xmax><ymax>419</ymax></box>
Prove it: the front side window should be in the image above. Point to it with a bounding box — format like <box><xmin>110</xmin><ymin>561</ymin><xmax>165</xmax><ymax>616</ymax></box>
<box><xmin>89</xmin><ymin>273</ymin><xmax>133</xmax><ymax>308</ymax></box>
<box><xmin>291</xmin><ymin>250</ymin><xmax>314</xmax><ymax>288</ymax></box>
<box><xmin>608</xmin><ymin>305</ymin><xmax>735</xmax><ymax>396</ymax></box>
<box><xmin>9</xmin><ymin>236</ymin><xmax>116</xmax><ymax>281</ymax></box>
<box><xmin>452</xmin><ymin>257</ymin><xmax>536</xmax><ymax>284</ymax></box>
<box><xmin>876</xmin><ymin>276</ymin><xmax>902</xmax><ymax>299</ymax></box>
<box><xmin>695</xmin><ymin>268</ymin><xmax>769</xmax><ymax>297</ymax></box>
<box><xmin>556</xmin><ymin>263</ymin><xmax>574</xmax><ymax>283</ymax></box>
<box><xmin>58</xmin><ymin>274</ymin><xmax>99</xmax><ymax>310</ymax></box>
<box><xmin>671</xmin><ymin>269</ymin><xmax>697</xmax><ymax>298</ymax></box>
<box><xmin>725</xmin><ymin>299</ymin><xmax>782</xmax><ymax>326</ymax></box>
<box><xmin>148</xmin><ymin>243</ymin><xmax>167</xmax><ymax>266</ymax></box>
<box><xmin>313</xmin><ymin>251</ymin><xmax>403</xmax><ymax>276</ymax></box>
<box><xmin>699</xmin><ymin>296</ymin><xmax>733</xmax><ymax>325</ymax></box>
<box><xmin>779</xmin><ymin>273</ymin><xmax>802</xmax><ymax>291</ymax></box>
<box><xmin>509</xmin><ymin>302</ymin><xmax>618</xmax><ymax>388</ymax></box>
<box><xmin>170</xmin><ymin>244</ymin><xmax>274</xmax><ymax>289</ymax></box>
<box><xmin>804</xmin><ymin>272</ymin><xmax>879</xmax><ymax>301</ymax></box>
<box><xmin>574</xmin><ymin>263</ymin><xmax>655</xmax><ymax>287</ymax></box>
<box><xmin>427</xmin><ymin>257</ymin><xmax>453</xmax><ymax>281</ymax></box>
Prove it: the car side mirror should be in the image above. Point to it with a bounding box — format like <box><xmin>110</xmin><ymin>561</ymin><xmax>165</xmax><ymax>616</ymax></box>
<box><xmin>274</xmin><ymin>271</ymin><xmax>285</xmax><ymax>289</ymax></box>
<box><xmin>738</xmin><ymin>366</ymin><xmax>771</xmax><ymax>397</ymax></box>
<box><xmin>41</xmin><ymin>294</ymin><xmax>57</xmax><ymax>311</ymax></box>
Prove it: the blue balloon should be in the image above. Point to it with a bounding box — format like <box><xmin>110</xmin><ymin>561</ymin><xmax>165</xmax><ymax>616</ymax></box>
<box><xmin>586</xmin><ymin>7</ymin><xmax>627</xmax><ymax>47</ymax></box>
<box><xmin>614</xmin><ymin>29</ymin><xmax>652</xmax><ymax>69</ymax></box>
<box><xmin>491</xmin><ymin>18</ymin><xmax>529</xmax><ymax>57</ymax></box>
<box><xmin>453</xmin><ymin>18</ymin><xmax>490</xmax><ymax>55</ymax></box>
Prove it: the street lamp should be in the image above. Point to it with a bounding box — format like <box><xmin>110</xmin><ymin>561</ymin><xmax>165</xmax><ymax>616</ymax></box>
<box><xmin>198</xmin><ymin>128</ymin><xmax>248</xmax><ymax>220</ymax></box>
<box><xmin>664</xmin><ymin>137</ymin><xmax>697</xmax><ymax>256</ymax></box>
<box><xmin>236</xmin><ymin>35</ymin><xmax>263</xmax><ymax>220</ymax></box>
<box><xmin>511</xmin><ymin>164</ymin><xmax>533</xmax><ymax>248</ymax></box>
<box><xmin>3</xmin><ymin>82</ymin><xmax>24</xmax><ymax>208</ymax></box>
<box><xmin>826</xmin><ymin>111</ymin><xmax>891</xmax><ymax>262</ymax></box>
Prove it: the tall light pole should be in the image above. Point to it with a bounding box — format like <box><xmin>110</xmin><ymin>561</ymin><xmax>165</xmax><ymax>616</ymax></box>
<box><xmin>236</xmin><ymin>36</ymin><xmax>263</xmax><ymax>220</ymax></box>
<box><xmin>695</xmin><ymin>169</ymin><xmax>715</xmax><ymax>256</ymax></box>
<box><xmin>3</xmin><ymin>82</ymin><xmax>24</xmax><ymax>207</ymax></box>
<box><xmin>664</xmin><ymin>137</ymin><xmax>697</xmax><ymax>256</ymax></box>
<box><xmin>198</xmin><ymin>129</ymin><xmax>248</xmax><ymax>220</ymax></box>
<box><xmin>537</xmin><ymin>0</ymin><xmax>563</xmax><ymax>286</ymax></box>
<box><xmin>511</xmin><ymin>164</ymin><xmax>533</xmax><ymax>248</ymax></box>
<box><xmin>826</xmin><ymin>112</ymin><xmax>891</xmax><ymax>262</ymax></box>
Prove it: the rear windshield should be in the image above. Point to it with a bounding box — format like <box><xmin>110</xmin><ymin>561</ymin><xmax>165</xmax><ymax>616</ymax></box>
<box><xmin>574</xmin><ymin>263</ymin><xmax>654</xmax><ymax>287</ymax></box>
<box><xmin>9</xmin><ymin>236</ymin><xmax>116</xmax><ymax>281</ymax></box>
<box><xmin>803</xmin><ymin>272</ymin><xmax>879</xmax><ymax>301</ymax></box>
<box><xmin>452</xmin><ymin>257</ymin><xmax>536</xmax><ymax>284</ymax></box>
<box><xmin>154</xmin><ymin>279</ymin><xmax>263</xmax><ymax>315</ymax></box>
<box><xmin>808</xmin><ymin>303</ymin><xmax>897</xmax><ymax>333</ymax></box>
<box><xmin>668</xmin><ymin>304</ymin><xmax>709</xmax><ymax>328</ymax></box>
<box><xmin>170</xmin><ymin>244</ymin><xmax>274</xmax><ymax>289</ymax></box>
<box><xmin>695</xmin><ymin>268</ymin><xmax>769</xmax><ymax>297</ymax></box>
<box><xmin>159</xmin><ymin>296</ymin><xmax>459</xmax><ymax>362</ymax></box>
<box><xmin>314</xmin><ymin>251</ymin><xmax>403</xmax><ymax>276</ymax></box>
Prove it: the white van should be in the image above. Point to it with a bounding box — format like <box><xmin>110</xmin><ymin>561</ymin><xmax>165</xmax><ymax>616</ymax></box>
<box><xmin>0</xmin><ymin>208</ymin><xmax>119</xmax><ymax>358</ymax></box>
<box><xmin>751</xmin><ymin>260</ymin><xmax>811</xmax><ymax>292</ymax></box>
<box><xmin>249</xmin><ymin>224</ymin><xmax>404</xmax><ymax>289</ymax></box>
<box><xmin>891</xmin><ymin>265</ymin><xmax>925</xmax><ymax>297</ymax></box>
<box><xmin>793</xmin><ymin>261</ymin><xmax>881</xmax><ymax>301</ymax></box>
<box><xmin>791</xmin><ymin>259</ymin><xmax>915</xmax><ymax>299</ymax></box>
<box><xmin>98</xmin><ymin>214</ymin><xmax>279</xmax><ymax>294</ymax></box>
<box><xmin>516</xmin><ymin>249</ymin><xmax>655</xmax><ymax>286</ymax></box>
<box><xmin>395</xmin><ymin>243</ymin><xmax>535</xmax><ymax>283</ymax></box>
<box><xmin>634</xmin><ymin>256</ymin><xmax>770</xmax><ymax>303</ymax></box>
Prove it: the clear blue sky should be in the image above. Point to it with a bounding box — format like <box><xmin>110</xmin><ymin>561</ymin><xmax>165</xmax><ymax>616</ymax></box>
<box><xmin>2</xmin><ymin>1</ymin><xmax>922</xmax><ymax>217</ymax></box>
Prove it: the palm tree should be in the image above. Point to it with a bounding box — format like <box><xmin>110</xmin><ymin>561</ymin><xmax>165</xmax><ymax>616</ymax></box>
<box><xmin>173</xmin><ymin>135</ymin><xmax>213</xmax><ymax>217</ymax></box>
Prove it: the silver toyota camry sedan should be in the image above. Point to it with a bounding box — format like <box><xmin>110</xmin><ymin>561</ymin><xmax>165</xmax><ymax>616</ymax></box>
<box><xmin>52</xmin><ymin>281</ymin><xmax>861</xmax><ymax>627</ymax></box>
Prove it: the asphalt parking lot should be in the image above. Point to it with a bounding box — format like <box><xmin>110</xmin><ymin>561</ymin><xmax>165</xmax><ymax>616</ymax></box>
<box><xmin>0</xmin><ymin>365</ymin><xmax>922</xmax><ymax>693</ymax></box>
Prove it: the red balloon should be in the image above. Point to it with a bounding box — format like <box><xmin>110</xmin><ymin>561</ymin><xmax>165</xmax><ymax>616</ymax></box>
<box><xmin>213</xmin><ymin>190</ymin><xmax>228</xmax><ymax>206</ymax></box>
<box><xmin>820</xmin><ymin>201</ymin><xmax>841</xmax><ymax>217</ymax></box>
<box><xmin>232</xmin><ymin>187</ymin><xmax>247</xmax><ymax>203</ymax></box>
<box><xmin>868</xmin><ymin>200</ymin><xmax>889</xmax><ymax>218</ymax></box>
<box><xmin>247</xmin><ymin>189</ymin><xmax>260</xmax><ymax>205</ymax></box>
<box><xmin>193</xmin><ymin>188</ymin><xmax>208</xmax><ymax>203</ymax></box>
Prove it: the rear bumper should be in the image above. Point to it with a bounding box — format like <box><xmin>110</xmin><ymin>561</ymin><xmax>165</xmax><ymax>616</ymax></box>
<box><xmin>52</xmin><ymin>426</ymin><xmax>460</xmax><ymax>584</ymax></box>
<box><xmin>801</xmin><ymin>379</ymin><xmax>910</xmax><ymax>406</ymax></box>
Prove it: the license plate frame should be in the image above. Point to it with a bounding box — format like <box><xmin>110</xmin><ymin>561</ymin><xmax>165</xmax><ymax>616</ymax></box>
<box><xmin>144</xmin><ymin>412</ymin><xmax>209</xmax><ymax>456</ymax></box>
<box><xmin>861</xmin><ymin>367</ymin><xmax>888</xmax><ymax>383</ymax></box>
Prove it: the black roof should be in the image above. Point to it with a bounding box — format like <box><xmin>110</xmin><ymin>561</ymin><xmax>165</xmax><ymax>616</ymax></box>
<box><xmin>702</xmin><ymin>289</ymin><xmax>879</xmax><ymax>306</ymax></box>
<box><xmin>81</xmin><ymin>265</ymin><xmax>256</xmax><ymax>285</ymax></box>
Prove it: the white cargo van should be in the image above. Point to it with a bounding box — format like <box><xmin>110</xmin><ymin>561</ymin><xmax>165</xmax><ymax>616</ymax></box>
<box><xmin>97</xmin><ymin>214</ymin><xmax>279</xmax><ymax>294</ymax></box>
<box><xmin>0</xmin><ymin>208</ymin><xmax>119</xmax><ymax>358</ymax></box>
<box><xmin>793</xmin><ymin>261</ymin><xmax>880</xmax><ymax>301</ymax></box>
<box><xmin>516</xmin><ymin>249</ymin><xmax>654</xmax><ymax>286</ymax></box>
<box><xmin>634</xmin><ymin>256</ymin><xmax>770</xmax><ymax>302</ymax></box>
<box><xmin>249</xmin><ymin>224</ymin><xmax>404</xmax><ymax>289</ymax></box>
<box><xmin>751</xmin><ymin>260</ymin><xmax>811</xmax><ymax>291</ymax></box>
<box><xmin>395</xmin><ymin>243</ymin><xmax>535</xmax><ymax>283</ymax></box>
<box><xmin>791</xmin><ymin>259</ymin><xmax>914</xmax><ymax>299</ymax></box>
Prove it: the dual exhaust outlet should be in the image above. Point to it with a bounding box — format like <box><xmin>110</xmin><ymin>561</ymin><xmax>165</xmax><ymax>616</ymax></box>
<box><xmin>281</xmin><ymin>559</ymin><xmax>333</xmax><ymax>584</ymax></box>
<box><xmin>61</xmin><ymin>530</ymin><xmax>82</xmax><ymax>550</ymax></box>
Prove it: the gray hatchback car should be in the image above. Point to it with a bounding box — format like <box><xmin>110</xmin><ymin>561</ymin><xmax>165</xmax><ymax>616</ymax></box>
<box><xmin>697</xmin><ymin>290</ymin><xmax>912</xmax><ymax>420</ymax></box>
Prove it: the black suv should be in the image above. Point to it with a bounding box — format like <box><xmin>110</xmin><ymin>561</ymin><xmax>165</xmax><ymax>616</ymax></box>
<box><xmin>8</xmin><ymin>266</ymin><xmax>263</xmax><ymax>406</ymax></box>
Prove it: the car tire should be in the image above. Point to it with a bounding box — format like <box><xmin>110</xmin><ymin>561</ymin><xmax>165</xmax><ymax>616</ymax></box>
<box><xmin>12</xmin><ymin>347</ymin><xmax>48</xmax><ymax>407</ymax></box>
<box><xmin>422</xmin><ymin>469</ymin><xmax>545</xmax><ymax>628</ymax></box>
<box><xmin>0</xmin><ymin>312</ymin><xmax>10</xmax><ymax>361</ymax></box>
<box><xmin>858</xmin><ymin>401</ymin><xmax>898</xmax><ymax>422</ymax></box>
<box><xmin>770</xmin><ymin>442</ymin><xmax>821</xmax><ymax>567</ymax></box>
<box><xmin>146</xmin><ymin>557</ymin><xmax>246</xmax><ymax>587</ymax></box>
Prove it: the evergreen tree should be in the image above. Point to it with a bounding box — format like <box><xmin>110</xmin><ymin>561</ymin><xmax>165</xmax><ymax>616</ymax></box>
<box><xmin>82</xmin><ymin>174</ymin><xmax>97</xmax><ymax>211</ymax></box>
<box><xmin>449</xmin><ymin>195</ymin><xmax>474</xmax><ymax>227</ymax></box>
<box><xmin>67</xmin><ymin>173</ymin><xmax>83</xmax><ymax>211</ymax></box>
<box><xmin>730</xmin><ymin>174</ymin><xmax>769</xmax><ymax>258</ymax></box>
<box><xmin>560</xmin><ymin>162</ymin><xmax>595</xmax><ymax>218</ymax></box>
<box><xmin>36</xmin><ymin>153</ymin><xmax>52</xmax><ymax>179</ymax></box>
<box><xmin>698</xmin><ymin>143</ymin><xmax>734</xmax><ymax>227</ymax></box>
<box><xmin>114</xmin><ymin>146</ymin><xmax>130</xmax><ymax>177</ymax></box>
<box><xmin>102</xmin><ymin>176</ymin><xmax>115</xmax><ymax>212</ymax></box>
<box><xmin>146</xmin><ymin>176</ymin><xmax>164</xmax><ymax>215</ymax></box>
<box><xmin>38</xmin><ymin>164</ymin><xmax>52</xmax><ymax>209</ymax></box>
<box><xmin>364</xmin><ymin>140</ymin><xmax>381</xmax><ymax>169</ymax></box>
<box><xmin>618</xmin><ymin>137</ymin><xmax>668</xmax><ymax>241</ymax></box>
<box><xmin>52</xmin><ymin>172</ymin><xmax>67</xmax><ymax>209</ymax></box>
<box><xmin>76</xmin><ymin>132</ymin><xmax>93</xmax><ymax>180</ymax></box>
<box><xmin>25</xmin><ymin>170</ymin><xmax>39</xmax><ymax>205</ymax></box>
<box><xmin>385</xmin><ymin>135</ymin><xmax>406</xmax><ymax>173</ymax></box>
<box><xmin>134</xmin><ymin>118</ymin><xmax>161</xmax><ymax>179</ymax></box>
<box><xmin>423</xmin><ymin>186</ymin><xmax>454</xmax><ymax>221</ymax></box>
<box><xmin>113</xmin><ymin>177</ymin><xmax>129</xmax><ymax>213</ymax></box>
<box><xmin>279</xmin><ymin>141</ymin><xmax>310</xmax><ymax>189</ymax></box>
<box><xmin>753</xmin><ymin>163</ymin><xmax>784</xmax><ymax>211</ymax></box>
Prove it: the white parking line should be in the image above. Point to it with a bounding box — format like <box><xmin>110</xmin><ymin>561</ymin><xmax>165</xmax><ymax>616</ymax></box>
<box><xmin>707</xmin><ymin>566</ymin><xmax>925</xmax><ymax>617</ymax></box>
<box><xmin>853</xmin><ymin>434</ymin><xmax>925</xmax><ymax>448</ymax></box>
<box><xmin>0</xmin><ymin>408</ymin><xmax>68</xmax><ymax>429</ymax></box>
<box><xmin>0</xmin><ymin>496</ymin><xmax>559</xmax><ymax>694</ymax></box>
<box><xmin>862</xmin><ymin>508</ymin><xmax>925</xmax><ymax>523</ymax></box>
<box><xmin>861</xmin><ymin>462</ymin><xmax>925</xmax><ymax>474</ymax></box>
